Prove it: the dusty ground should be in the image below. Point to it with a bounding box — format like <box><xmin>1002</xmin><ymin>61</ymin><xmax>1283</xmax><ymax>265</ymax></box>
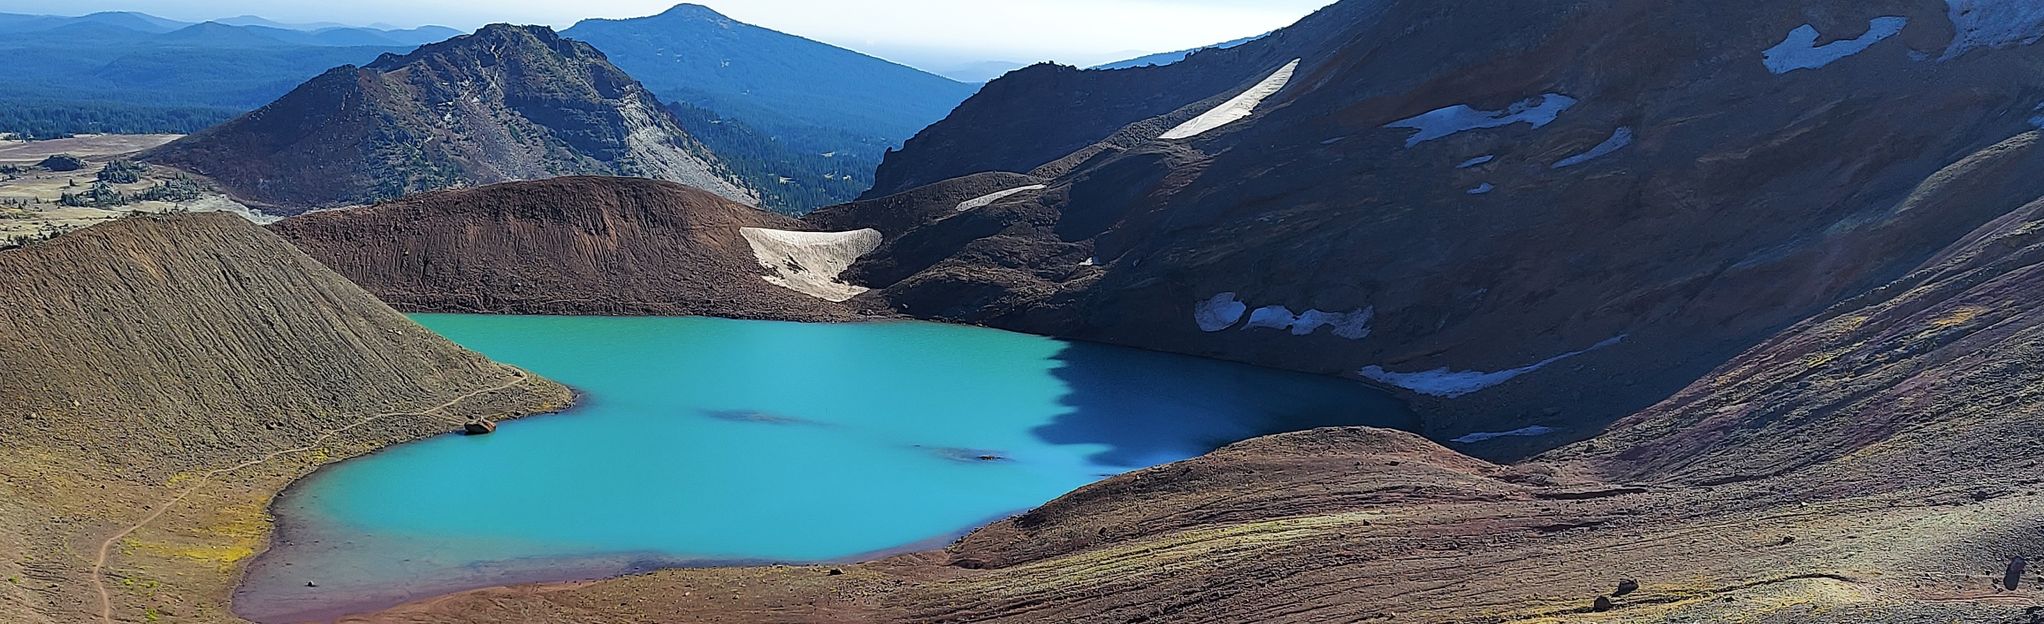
<box><xmin>0</xmin><ymin>135</ymin><xmax>183</xmax><ymax>161</ymax></box>
<box><xmin>0</xmin><ymin>134</ymin><xmax>269</xmax><ymax>242</ymax></box>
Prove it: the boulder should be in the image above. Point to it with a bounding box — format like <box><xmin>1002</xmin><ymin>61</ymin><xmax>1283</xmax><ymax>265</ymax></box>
<box><xmin>463</xmin><ymin>420</ymin><xmax>497</xmax><ymax>435</ymax></box>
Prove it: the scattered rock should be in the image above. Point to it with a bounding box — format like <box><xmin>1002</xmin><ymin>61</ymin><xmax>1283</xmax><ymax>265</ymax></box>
<box><xmin>827</xmin><ymin>568</ymin><xmax>844</xmax><ymax>576</ymax></box>
<box><xmin>1614</xmin><ymin>579</ymin><xmax>1639</xmax><ymax>596</ymax></box>
<box><xmin>463</xmin><ymin>420</ymin><xmax>497</xmax><ymax>435</ymax></box>
<box><xmin>305</xmin><ymin>581</ymin><xmax>318</xmax><ymax>588</ymax></box>
<box><xmin>2007</xmin><ymin>556</ymin><xmax>2028</xmax><ymax>591</ymax></box>
<box><xmin>1592</xmin><ymin>595</ymin><xmax>1613</xmax><ymax>612</ymax></box>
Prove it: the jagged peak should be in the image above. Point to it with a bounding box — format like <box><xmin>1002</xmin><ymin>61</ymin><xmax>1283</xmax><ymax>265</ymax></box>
<box><xmin>364</xmin><ymin>23</ymin><xmax>583</xmax><ymax>71</ymax></box>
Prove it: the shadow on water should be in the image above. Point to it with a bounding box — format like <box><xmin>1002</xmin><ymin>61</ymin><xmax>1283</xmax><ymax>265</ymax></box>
<box><xmin>1033</xmin><ymin>341</ymin><xmax>1419</xmax><ymax>468</ymax></box>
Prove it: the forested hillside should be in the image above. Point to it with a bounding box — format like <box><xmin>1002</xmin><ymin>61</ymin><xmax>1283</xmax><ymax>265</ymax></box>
<box><xmin>0</xmin><ymin>13</ymin><xmax>434</xmax><ymax>137</ymax></box>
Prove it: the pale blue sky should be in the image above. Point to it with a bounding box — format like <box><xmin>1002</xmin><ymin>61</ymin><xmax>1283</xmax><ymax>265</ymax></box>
<box><xmin>0</xmin><ymin>0</ymin><xmax>1334</xmax><ymax>66</ymax></box>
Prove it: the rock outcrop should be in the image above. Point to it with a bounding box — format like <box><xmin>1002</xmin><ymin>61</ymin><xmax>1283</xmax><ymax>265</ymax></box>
<box><xmin>144</xmin><ymin>24</ymin><xmax>756</xmax><ymax>212</ymax></box>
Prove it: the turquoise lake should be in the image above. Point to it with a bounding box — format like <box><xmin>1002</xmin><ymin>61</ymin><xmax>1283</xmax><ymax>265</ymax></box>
<box><xmin>234</xmin><ymin>315</ymin><xmax>1412</xmax><ymax>622</ymax></box>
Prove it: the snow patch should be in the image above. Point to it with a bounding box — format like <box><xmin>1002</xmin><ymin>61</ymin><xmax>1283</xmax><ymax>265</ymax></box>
<box><xmin>1762</xmin><ymin>17</ymin><xmax>1909</xmax><ymax>74</ymax></box>
<box><xmin>1467</xmin><ymin>183</ymin><xmax>1495</xmax><ymax>195</ymax></box>
<box><xmin>1195</xmin><ymin>293</ymin><xmax>1249</xmax><ymax>332</ymax></box>
<box><xmin>1551</xmin><ymin>127</ymin><xmax>1634</xmax><ymax>169</ymax></box>
<box><xmin>1457</xmin><ymin>155</ymin><xmax>1496</xmax><ymax>168</ymax></box>
<box><xmin>1359</xmin><ymin>336</ymin><xmax>1625</xmax><ymax>398</ymax></box>
<box><xmin>1943</xmin><ymin>0</ymin><xmax>2044</xmax><ymax>59</ymax></box>
<box><xmin>1159</xmin><ymin>59</ymin><xmax>1301</xmax><ymax>140</ymax></box>
<box><xmin>1385</xmin><ymin>94</ymin><xmax>1579</xmax><ymax>147</ymax></box>
<box><xmin>1241</xmin><ymin>304</ymin><xmax>1374</xmax><ymax>339</ymax></box>
<box><xmin>739</xmin><ymin>228</ymin><xmax>883</xmax><ymax>302</ymax></box>
<box><xmin>955</xmin><ymin>184</ymin><xmax>1047</xmax><ymax>212</ymax></box>
<box><xmin>1451</xmin><ymin>426</ymin><xmax>1560</xmax><ymax>444</ymax></box>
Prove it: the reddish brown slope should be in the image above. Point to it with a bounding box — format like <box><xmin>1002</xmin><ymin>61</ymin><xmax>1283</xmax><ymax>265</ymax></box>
<box><xmin>271</xmin><ymin>176</ymin><xmax>865</xmax><ymax>319</ymax></box>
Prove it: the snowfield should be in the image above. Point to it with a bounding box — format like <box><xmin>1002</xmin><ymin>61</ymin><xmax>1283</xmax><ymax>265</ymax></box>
<box><xmin>955</xmin><ymin>184</ymin><xmax>1048</xmax><ymax>212</ymax></box>
<box><xmin>740</xmin><ymin>228</ymin><xmax>883</xmax><ymax>302</ymax></box>
<box><xmin>1160</xmin><ymin>59</ymin><xmax>1302</xmax><ymax>140</ymax></box>
<box><xmin>1385</xmin><ymin>94</ymin><xmax>1578</xmax><ymax>147</ymax></box>
<box><xmin>1762</xmin><ymin>17</ymin><xmax>1908</xmax><ymax>73</ymax></box>
<box><xmin>1451</xmin><ymin>426</ymin><xmax>1560</xmax><ymax>444</ymax></box>
<box><xmin>1195</xmin><ymin>292</ymin><xmax>1250</xmax><ymax>332</ymax></box>
<box><xmin>1359</xmin><ymin>336</ymin><xmax>1626</xmax><ymax>398</ymax></box>
<box><xmin>1244</xmin><ymin>305</ymin><xmax>1374</xmax><ymax>339</ymax></box>
<box><xmin>1943</xmin><ymin>0</ymin><xmax>2044</xmax><ymax>59</ymax></box>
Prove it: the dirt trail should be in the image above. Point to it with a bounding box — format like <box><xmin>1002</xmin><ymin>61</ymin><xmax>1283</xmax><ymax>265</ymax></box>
<box><xmin>89</xmin><ymin>372</ymin><xmax>537</xmax><ymax>624</ymax></box>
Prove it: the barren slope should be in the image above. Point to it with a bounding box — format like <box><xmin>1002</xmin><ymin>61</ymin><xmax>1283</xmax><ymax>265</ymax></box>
<box><xmin>271</xmin><ymin>176</ymin><xmax>870</xmax><ymax>319</ymax></box>
<box><xmin>827</xmin><ymin>0</ymin><xmax>2044</xmax><ymax>460</ymax></box>
<box><xmin>0</xmin><ymin>213</ymin><xmax>570</xmax><ymax>624</ymax></box>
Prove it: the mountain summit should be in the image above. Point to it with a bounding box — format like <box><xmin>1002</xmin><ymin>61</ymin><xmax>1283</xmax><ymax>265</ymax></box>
<box><xmin>562</xmin><ymin>4</ymin><xmax>979</xmax><ymax>212</ymax></box>
<box><xmin>146</xmin><ymin>24</ymin><xmax>757</xmax><ymax>211</ymax></box>
<box><xmin>564</xmin><ymin>4</ymin><xmax>975</xmax><ymax>145</ymax></box>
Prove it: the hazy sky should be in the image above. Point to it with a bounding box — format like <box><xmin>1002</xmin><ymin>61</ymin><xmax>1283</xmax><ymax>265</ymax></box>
<box><xmin>0</xmin><ymin>0</ymin><xmax>1334</xmax><ymax>67</ymax></box>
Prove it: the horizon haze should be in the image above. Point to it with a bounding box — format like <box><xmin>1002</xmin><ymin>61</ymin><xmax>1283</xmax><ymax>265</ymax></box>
<box><xmin>0</xmin><ymin>0</ymin><xmax>1334</xmax><ymax>69</ymax></box>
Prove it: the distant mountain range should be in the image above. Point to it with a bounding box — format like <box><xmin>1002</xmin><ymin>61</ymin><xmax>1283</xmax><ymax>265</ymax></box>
<box><xmin>0</xmin><ymin>10</ymin><xmax>459</xmax><ymax>45</ymax></box>
<box><xmin>0</xmin><ymin>11</ymin><xmax>457</xmax><ymax>139</ymax></box>
<box><xmin>1091</xmin><ymin>35</ymin><xmax>1263</xmax><ymax>70</ymax></box>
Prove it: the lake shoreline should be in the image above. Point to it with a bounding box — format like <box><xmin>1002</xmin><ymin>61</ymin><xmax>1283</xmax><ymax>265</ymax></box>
<box><xmin>227</xmin><ymin>315</ymin><xmax>1412</xmax><ymax>623</ymax></box>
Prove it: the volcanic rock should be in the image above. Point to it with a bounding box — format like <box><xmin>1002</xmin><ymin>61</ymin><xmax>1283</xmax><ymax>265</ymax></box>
<box><xmin>144</xmin><ymin>24</ymin><xmax>755</xmax><ymax>212</ymax></box>
<box><xmin>820</xmin><ymin>0</ymin><xmax>2044</xmax><ymax>460</ymax></box>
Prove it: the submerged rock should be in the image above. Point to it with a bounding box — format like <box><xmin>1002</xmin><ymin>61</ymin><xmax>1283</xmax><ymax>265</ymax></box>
<box><xmin>703</xmin><ymin>409</ymin><xmax>820</xmax><ymax>427</ymax></box>
<box><xmin>923</xmin><ymin>446</ymin><xmax>1011</xmax><ymax>464</ymax></box>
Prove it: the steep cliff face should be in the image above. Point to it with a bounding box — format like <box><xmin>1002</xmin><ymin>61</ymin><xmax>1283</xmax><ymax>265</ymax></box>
<box><xmin>144</xmin><ymin>24</ymin><xmax>756</xmax><ymax>212</ymax></box>
<box><xmin>0</xmin><ymin>213</ymin><xmax>569</xmax><ymax>624</ymax></box>
<box><xmin>271</xmin><ymin>176</ymin><xmax>868</xmax><ymax>320</ymax></box>
<box><xmin>832</xmin><ymin>0</ymin><xmax>2044</xmax><ymax>455</ymax></box>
